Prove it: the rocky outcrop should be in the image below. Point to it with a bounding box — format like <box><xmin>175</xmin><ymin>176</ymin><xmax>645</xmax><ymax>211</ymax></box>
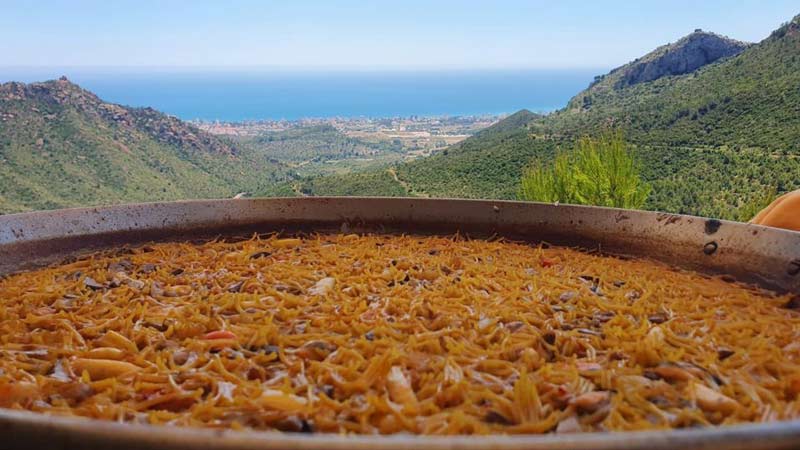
<box><xmin>131</xmin><ymin>107</ymin><xmax>238</xmax><ymax>155</ymax></box>
<box><xmin>0</xmin><ymin>78</ymin><xmax>237</xmax><ymax>155</ymax></box>
<box><xmin>618</xmin><ymin>31</ymin><xmax>749</xmax><ymax>87</ymax></box>
<box><xmin>769</xmin><ymin>13</ymin><xmax>800</xmax><ymax>40</ymax></box>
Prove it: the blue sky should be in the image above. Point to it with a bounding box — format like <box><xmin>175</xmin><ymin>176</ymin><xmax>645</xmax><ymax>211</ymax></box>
<box><xmin>1</xmin><ymin>0</ymin><xmax>797</xmax><ymax>70</ymax></box>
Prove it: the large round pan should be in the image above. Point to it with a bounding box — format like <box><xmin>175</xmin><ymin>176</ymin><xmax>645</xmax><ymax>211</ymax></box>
<box><xmin>1</xmin><ymin>197</ymin><xmax>799</xmax><ymax>449</ymax></box>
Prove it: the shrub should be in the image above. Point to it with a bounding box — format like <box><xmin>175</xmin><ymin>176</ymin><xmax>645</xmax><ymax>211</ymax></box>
<box><xmin>518</xmin><ymin>131</ymin><xmax>650</xmax><ymax>209</ymax></box>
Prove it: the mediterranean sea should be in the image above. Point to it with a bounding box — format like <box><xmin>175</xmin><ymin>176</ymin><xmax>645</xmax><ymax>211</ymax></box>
<box><xmin>1</xmin><ymin>68</ymin><xmax>603</xmax><ymax>121</ymax></box>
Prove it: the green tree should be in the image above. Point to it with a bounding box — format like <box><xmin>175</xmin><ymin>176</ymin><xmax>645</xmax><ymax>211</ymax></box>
<box><xmin>518</xmin><ymin>152</ymin><xmax>577</xmax><ymax>204</ymax></box>
<box><xmin>518</xmin><ymin>132</ymin><xmax>650</xmax><ymax>209</ymax></box>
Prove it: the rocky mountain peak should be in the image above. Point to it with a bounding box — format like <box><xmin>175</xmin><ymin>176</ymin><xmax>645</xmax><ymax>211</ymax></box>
<box><xmin>1</xmin><ymin>78</ymin><xmax>237</xmax><ymax>156</ymax></box>
<box><xmin>768</xmin><ymin>13</ymin><xmax>800</xmax><ymax>40</ymax></box>
<box><xmin>0</xmin><ymin>78</ymin><xmax>101</xmax><ymax>107</ymax></box>
<box><xmin>617</xmin><ymin>31</ymin><xmax>749</xmax><ymax>87</ymax></box>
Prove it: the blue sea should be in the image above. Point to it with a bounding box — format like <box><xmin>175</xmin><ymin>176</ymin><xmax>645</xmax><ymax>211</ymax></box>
<box><xmin>0</xmin><ymin>68</ymin><xmax>602</xmax><ymax>121</ymax></box>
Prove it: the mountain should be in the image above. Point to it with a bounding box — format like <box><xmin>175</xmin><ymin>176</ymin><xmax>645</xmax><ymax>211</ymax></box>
<box><xmin>4</xmin><ymin>14</ymin><xmax>799</xmax><ymax>219</ymax></box>
<box><xmin>601</xmin><ymin>30</ymin><xmax>749</xmax><ymax>89</ymax></box>
<box><xmin>552</xmin><ymin>18</ymin><xmax>800</xmax><ymax>149</ymax></box>
<box><xmin>298</xmin><ymin>14</ymin><xmax>800</xmax><ymax>220</ymax></box>
<box><xmin>0</xmin><ymin>77</ymin><xmax>293</xmax><ymax>213</ymax></box>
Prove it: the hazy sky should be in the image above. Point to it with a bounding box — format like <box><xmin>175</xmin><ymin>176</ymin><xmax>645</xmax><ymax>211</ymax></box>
<box><xmin>1</xmin><ymin>0</ymin><xmax>797</xmax><ymax>70</ymax></box>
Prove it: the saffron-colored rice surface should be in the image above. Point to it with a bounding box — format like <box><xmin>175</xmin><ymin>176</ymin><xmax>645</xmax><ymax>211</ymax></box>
<box><xmin>0</xmin><ymin>233</ymin><xmax>798</xmax><ymax>434</ymax></box>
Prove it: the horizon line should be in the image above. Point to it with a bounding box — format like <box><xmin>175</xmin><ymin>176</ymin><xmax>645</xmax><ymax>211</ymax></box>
<box><xmin>0</xmin><ymin>64</ymin><xmax>610</xmax><ymax>73</ymax></box>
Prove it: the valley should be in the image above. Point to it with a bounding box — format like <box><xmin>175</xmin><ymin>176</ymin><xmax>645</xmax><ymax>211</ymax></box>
<box><xmin>294</xmin><ymin>15</ymin><xmax>800</xmax><ymax>220</ymax></box>
<box><xmin>194</xmin><ymin>115</ymin><xmax>501</xmax><ymax>177</ymax></box>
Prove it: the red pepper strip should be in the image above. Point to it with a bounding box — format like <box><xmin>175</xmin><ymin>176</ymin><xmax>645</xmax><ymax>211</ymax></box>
<box><xmin>540</xmin><ymin>258</ymin><xmax>556</xmax><ymax>268</ymax></box>
<box><xmin>204</xmin><ymin>330</ymin><xmax>237</xmax><ymax>340</ymax></box>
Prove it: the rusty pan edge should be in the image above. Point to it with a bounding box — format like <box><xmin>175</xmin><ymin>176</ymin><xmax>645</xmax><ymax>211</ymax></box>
<box><xmin>0</xmin><ymin>407</ymin><xmax>799</xmax><ymax>450</ymax></box>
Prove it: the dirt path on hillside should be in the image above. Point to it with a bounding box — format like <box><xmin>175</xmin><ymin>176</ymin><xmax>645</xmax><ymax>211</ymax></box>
<box><xmin>387</xmin><ymin>167</ymin><xmax>428</xmax><ymax>197</ymax></box>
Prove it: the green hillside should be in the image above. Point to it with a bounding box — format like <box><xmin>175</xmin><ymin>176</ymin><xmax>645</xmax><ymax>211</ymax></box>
<box><xmin>0</xmin><ymin>78</ymin><xmax>293</xmax><ymax>213</ymax></box>
<box><xmin>299</xmin><ymin>14</ymin><xmax>800</xmax><ymax>220</ymax></box>
<box><xmin>551</xmin><ymin>21</ymin><xmax>800</xmax><ymax>149</ymax></box>
<box><xmin>233</xmin><ymin>124</ymin><xmax>408</xmax><ymax>178</ymax></box>
<box><xmin>3</xmin><ymin>14</ymin><xmax>800</xmax><ymax>219</ymax></box>
<box><xmin>244</xmin><ymin>124</ymin><xmax>402</xmax><ymax>162</ymax></box>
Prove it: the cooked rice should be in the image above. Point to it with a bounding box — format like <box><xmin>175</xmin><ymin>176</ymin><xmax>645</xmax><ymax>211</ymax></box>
<box><xmin>0</xmin><ymin>233</ymin><xmax>798</xmax><ymax>434</ymax></box>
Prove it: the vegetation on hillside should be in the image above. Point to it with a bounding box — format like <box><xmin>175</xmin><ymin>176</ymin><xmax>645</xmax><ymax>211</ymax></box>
<box><xmin>244</xmin><ymin>125</ymin><xmax>403</xmax><ymax>162</ymax></box>
<box><xmin>551</xmin><ymin>16</ymin><xmax>800</xmax><ymax>150</ymax></box>
<box><xmin>734</xmin><ymin>186</ymin><xmax>778</xmax><ymax>222</ymax></box>
<box><xmin>0</xmin><ymin>78</ymin><xmax>293</xmax><ymax>214</ymax></box>
<box><xmin>518</xmin><ymin>132</ymin><xmax>650</xmax><ymax>209</ymax></box>
<box><xmin>3</xmin><ymin>14</ymin><xmax>800</xmax><ymax>221</ymax></box>
<box><xmin>300</xmin><ymin>13</ymin><xmax>800</xmax><ymax>221</ymax></box>
<box><xmin>233</xmin><ymin>124</ymin><xmax>408</xmax><ymax>178</ymax></box>
<box><xmin>297</xmin><ymin>169</ymin><xmax>407</xmax><ymax>197</ymax></box>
